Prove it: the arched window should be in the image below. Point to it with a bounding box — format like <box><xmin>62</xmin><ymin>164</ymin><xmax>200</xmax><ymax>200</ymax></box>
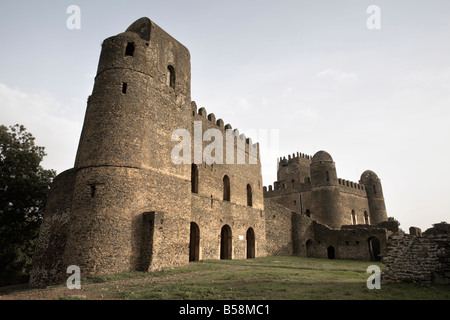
<box><xmin>364</xmin><ymin>211</ymin><xmax>369</xmax><ymax>224</ymax></box>
<box><xmin>167</xmin><ymin>65</ymin><xmax>175</xmax><ymax>89</ymax></box>
<box><xmin>223</xmin><ymin>175</ymin><xmax>230</xmax><ymax>201</ymax></box>
<box><xmin>247</xmin><ymin>184</ymin><xmax>252</xmax><ymax>207</ymax></box>
<box><xmin>305</xmin><ymin>209</ymin><xmax>311</xmax><ymax>218</ymax></box>
<box><xmin>125</xmin><ymin>42</ymin><xmax>135</xmax><ymax>56</ymax></box>
<box><xmin>326</xmin><ymin>171</ymin><xmax>330</xmax><ymax>182</ymax></box>
<box><xmin>351</xmin><ymin>210</ymin><xmax>357</xmax><ymax>225</ymax></box>
<box><xmin>191</xmin><ymin>164</ymin><xmax>198</xmax><ymax>194</ymax></box>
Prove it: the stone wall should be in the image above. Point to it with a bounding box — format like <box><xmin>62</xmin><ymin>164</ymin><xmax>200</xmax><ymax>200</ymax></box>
<box><xmin>382</xmin><ymin>224</ymin><xmax>450</xmax><ymax>284</ymax></box>
<box><xmin>264</xmin><ymin>199</ymin><xmax>295</xmax><ymax>256</ymax></box>
<box><xmin>306</xmin><ymin>223</ymin><xmax>388</xmax><ymax>261</ymax></box>
<box><xmin>29</xmin><ymin>169</ymin><xmax>76</xmax><ymax>287</ymax></box>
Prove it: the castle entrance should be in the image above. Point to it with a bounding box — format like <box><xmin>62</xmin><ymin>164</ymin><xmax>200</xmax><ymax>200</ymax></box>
<box><xmin>327</xmin><ymin>246</ymin><xmax>335</xmax><ymax>259</ymax></box>
<box><xmin>220</xmin><ymin>225</ymin><xmax>232</xmax><ymax>260</ymax></box>
<box><xmin>246</xmin><ymin>228</ymin><xmax>255</xmax><ymax>259</ymax></box>
<box><xmin>189</xmin><ymin>222</ymin><xmax>200</xmax><ymax>262</ymax></box>
<box><xmin>140</xmin><ymin>212</ymin><xmax>155</xmax><ymax>271</ymax></box>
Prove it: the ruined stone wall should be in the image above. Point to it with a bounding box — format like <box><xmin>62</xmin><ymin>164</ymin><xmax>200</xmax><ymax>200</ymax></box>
<box><xmin>382</xmin><ymin>232</ymin><xmax>450</xmax><ymax>284</ymax></box>
<box><xmin>30</xmin><ymin>169</ymin><xmax>76</xmax><ymax>287</ymax></box>
<box><xmin>306</xmin><ymin>223</ymin><xmax>388</xmax><ymax>261</ymax></box>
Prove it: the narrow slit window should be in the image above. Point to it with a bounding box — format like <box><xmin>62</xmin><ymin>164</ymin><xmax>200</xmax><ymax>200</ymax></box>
<box><xmin>122</xmin><ymin>83</ymin><xmax>128</xmax><ymax>94</ymax></box>
<box><xmin>167</xmin><ymin>65</ymin><xmax>175</xmax><ymax>89</ymax></box>
<box><xmin>191</xmin><ymin>164</ymin><xmax>198</xmax><ymax>194</ymax></box>
<box><xmin>125</xmin><ymin>42</ymin><xmax>135</xmax><ymax>56</ymax></box>
<box><xmin>223</xmin><ymin>175</ymin><xmax>230</xmax><ymax>201</ymax></box>
<box><xmin>90</xmin><ymin>185</ymin><xmax>96</xmax><ymax>198</ymax></box>
<box><xmin>351</xmin><ymin>210</ymin><xmax>357</xmax><ymax>225</ymax></box>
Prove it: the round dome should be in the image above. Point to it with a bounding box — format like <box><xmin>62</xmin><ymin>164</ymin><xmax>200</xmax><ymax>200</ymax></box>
<box><xmin>125</xmin><ymin>17</ymin><xmax>151</xmax><ymax>41</ymax></box>
<box><xmin>360</xmin><ymin>170</ymin><xmax>379</xmax><ymax>181</ymax></box>
<box><xmin>311</xmin><ymin>150</ymin><xmax>333</xmax><ymax>163</ymax></box>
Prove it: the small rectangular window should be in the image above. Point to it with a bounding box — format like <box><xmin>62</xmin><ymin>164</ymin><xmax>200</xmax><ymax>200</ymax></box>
<box><xmin>122</xmin><ymin>83</ymin><xmax>128</xmax><ymax>94</ymax></box>
<box><xmin>90</xmin><ymin>185</ymin><xmax>96</xmax><ymax>198</ymax></box>
<box><xmin>125</xmin><ymin>42</ymin><xmax>135</xmax><ymax>56</ymax></box>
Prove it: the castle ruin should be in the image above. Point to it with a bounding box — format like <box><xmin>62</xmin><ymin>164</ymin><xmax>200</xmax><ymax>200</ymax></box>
<box><xmin>30</xmin><ymin>18</ymin><xmax>396</xmax><ymax>287</ymax></box>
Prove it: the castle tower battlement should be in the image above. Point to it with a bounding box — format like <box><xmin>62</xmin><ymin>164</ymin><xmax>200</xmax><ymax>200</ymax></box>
<box><xmin>191</xmin><ymin>101</ymin><xmax>260</xmax><ymax>163</ymax></box>
<box><xmin>264</xmin><ymin>150</ymin><xmax>388</xmax><ymax>229</ymax></box>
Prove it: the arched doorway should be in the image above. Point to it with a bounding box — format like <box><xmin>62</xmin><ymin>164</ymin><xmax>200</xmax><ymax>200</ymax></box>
<box><xmin>327</xmin><ymin>246</ymin><xmax>335</xmax><ymax>259</ymax></box>
<box><xmin>246</xmin><ymin>228</ymin><xmax>255</xmax><ymax>259</ymax></box>
<box><xmin>220</xmin><ymin>225</ymin><xmax>232</xmax><ymax>260</ymax></box>
<box><xmin>189</xmin><ymin>222</ymin><xmax>200</xmax><ymax>262</ymax></box>
<box><xmin>306</xmin><ymin>239</ymin><xmax>315</xmax><ymax>257</ymax></box>
<box><xmin>368</xmin><ymin>237</ymin><xmax>381</xmax><ymax>261</ymax></box>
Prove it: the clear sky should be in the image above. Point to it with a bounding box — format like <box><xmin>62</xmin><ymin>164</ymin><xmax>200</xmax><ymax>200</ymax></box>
<box><xmin>1</xmin><ymin>0</ymin><xmax>449</xmax><ymax>232</ymax></box>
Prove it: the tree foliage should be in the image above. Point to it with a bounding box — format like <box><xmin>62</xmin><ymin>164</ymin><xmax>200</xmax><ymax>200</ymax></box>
<box><xmin>0</xmin><ymin>124</ymin><xmax>56</xmax><ymax>283</ymax></box>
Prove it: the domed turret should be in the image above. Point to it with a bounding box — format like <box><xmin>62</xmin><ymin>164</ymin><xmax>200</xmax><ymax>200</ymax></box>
<box><xmin>310</xmin><ymin>150</ymin><xmax>338</xmax><ymax>187</ymax></box>
<box><xmin>311</xmin><ymin>150</ymin><xmax>333</xmax><ymax>163</ymax></box>
<box><xmin>360</xmin><ymin>170</ymin><xmax>388</xmax><ymax>225</ymax></box>
<box><xmin>310</xmin><ymin>150</ymin><xmax>342</xmax><ymax>228</ymax></box>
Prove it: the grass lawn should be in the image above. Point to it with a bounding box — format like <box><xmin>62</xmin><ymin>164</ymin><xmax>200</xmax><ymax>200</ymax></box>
<box><xmin>2</xmin><ymin>255</ymin><xmax>450</xmax><ymax>300</ymax></box>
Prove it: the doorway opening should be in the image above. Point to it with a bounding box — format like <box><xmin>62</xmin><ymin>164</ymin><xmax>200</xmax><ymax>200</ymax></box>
<box><xmin>220</xmin><ymin>225</ymin><xmax>232</xmax><ymax>260</ymax></box>
<box><xmin>189</xmin><ymin>222</ymin><xmax>200</xmax><ymax>262</ymax></box>
<box><xmin>246</xmin><ymin>228</ymin><xmax>255</xmax><ymax>259</ymax></box>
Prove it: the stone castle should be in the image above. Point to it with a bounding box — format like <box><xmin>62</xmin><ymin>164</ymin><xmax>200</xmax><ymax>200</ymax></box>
<box><xmin>30</xmin><ymin>18</ymin><xmax>397</xmax><ymax>287</ymax></box>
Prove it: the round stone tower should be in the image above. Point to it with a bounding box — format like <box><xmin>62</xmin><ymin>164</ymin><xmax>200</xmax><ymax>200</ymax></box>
<box><xmin>62</xmin><ymin>17</ymin><xmax>192</xmax><ymax>277</ymax></box>
<box><xmin>360</xmin><ymin>170</ymin><xmax>388</xmax><ymax>225</ymax></box>
<box><xmin>310</xmin><ymin>151</ymin><xmax>343</xmax><ymax>229</ymax></box>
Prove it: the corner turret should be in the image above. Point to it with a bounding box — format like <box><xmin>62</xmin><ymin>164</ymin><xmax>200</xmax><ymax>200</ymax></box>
<box><xmin>310</xmin><ymin>151</ymin><xmax>343</xmax><ymax>228</ymax></box>
<box><xmin>360</xmin><ymin>170</ymin><xmax>388</xmax><ymax>225</ymax></box>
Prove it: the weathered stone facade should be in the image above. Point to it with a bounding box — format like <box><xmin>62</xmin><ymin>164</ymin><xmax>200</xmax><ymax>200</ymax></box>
<box><xmin>382</xmin><ymin>223</ymin><xmax>450</xmax><ymax>285</ymax></box>
<box><xmin>264</xmin><ymin>151</ymin><xmax>388</xmax><ymax>229</ymax></box>
<box><xmin>30</xmin><ymin>18</ymin><xmax>393</xmax><ymax>287</ymax></box>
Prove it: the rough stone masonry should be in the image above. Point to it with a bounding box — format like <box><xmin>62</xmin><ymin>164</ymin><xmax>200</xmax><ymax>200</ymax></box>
<box><xmin>382</xmin><ymin>223</ymin><xmax>450</xmax><ymax>285</ymax></box>
<box><xmin>30</xmin><ymin>17</ymin><xmax>401</xmax><ymax>287</ymax></box>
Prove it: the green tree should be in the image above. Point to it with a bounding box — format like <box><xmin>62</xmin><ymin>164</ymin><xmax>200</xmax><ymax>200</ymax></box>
<box><xmin>0</xmin><ymin>124</ymin><xmax>56</xmax><ymax>284</ymax></box>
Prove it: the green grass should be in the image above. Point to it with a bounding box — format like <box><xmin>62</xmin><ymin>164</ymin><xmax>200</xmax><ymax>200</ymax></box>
<box><xmin>80</xmin><ymin>256</ymin><xmax>450</xmax><ymax>300</ymax></box>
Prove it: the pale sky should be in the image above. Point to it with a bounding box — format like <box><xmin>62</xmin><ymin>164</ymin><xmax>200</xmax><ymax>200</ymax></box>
<box><xmin>1</xmin><ymin>0</ymin><xmax>449</xmax><ymax>232</ymax></box>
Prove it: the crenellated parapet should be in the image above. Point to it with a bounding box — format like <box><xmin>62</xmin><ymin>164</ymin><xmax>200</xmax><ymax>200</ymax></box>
<box><xmin>191</xmin><ymin>101</ymin><xmax>260</xmax><ymax>161</ymax></box>
<box><xmin>338</xmin><ymin>178</ymin><xmax>366</xmax><ymax>196</ymax></box>
<box><xmin>277</xmin><ymin>152</ymin><xmax>312</xmax><ymax>165</ymax></box>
